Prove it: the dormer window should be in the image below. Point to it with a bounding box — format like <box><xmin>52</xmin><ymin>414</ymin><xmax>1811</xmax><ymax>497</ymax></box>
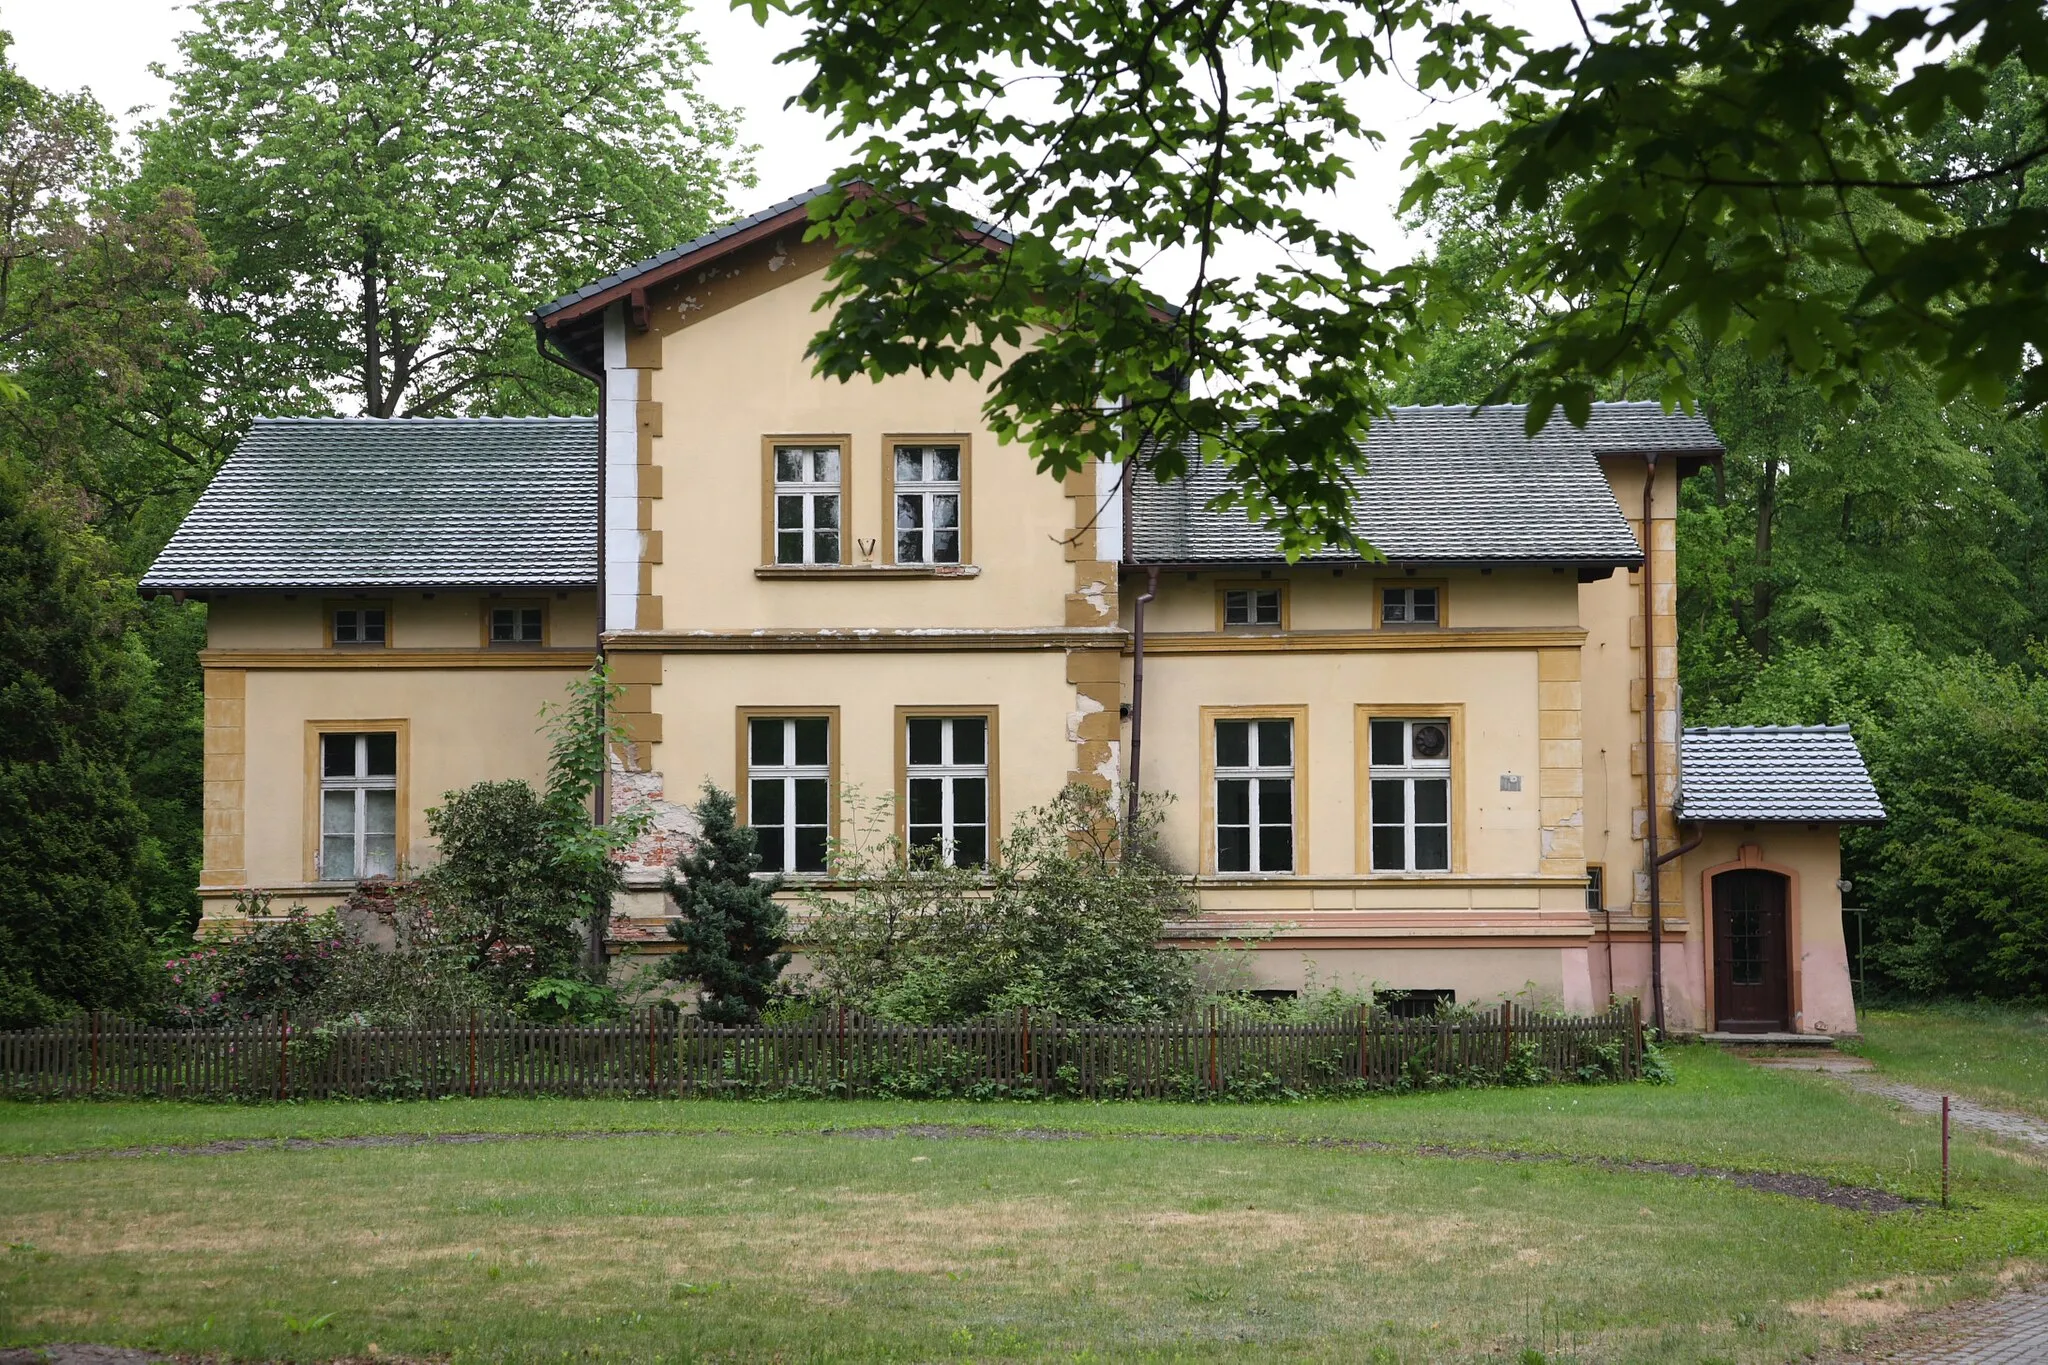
<box><xmin>1221</xmin><ymin>586</ymin><xmax>1284</xmax><ymax>629</ymax></box>
<box><xmin>1381</xmin><ymin>585</ymin><xmax>1440</xmax><ymax>627</ymax></box>
<box><xmin>330</xmin><ymin>605</ymin><xmax>387</xmax><ymax>646</ymax></box>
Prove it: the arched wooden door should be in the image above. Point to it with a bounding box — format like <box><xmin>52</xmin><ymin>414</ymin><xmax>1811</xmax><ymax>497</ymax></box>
<box><xmin>1712</xmin><ymin>870</ymin><xmax>1791</xmax><ymax>1032</ymax></box>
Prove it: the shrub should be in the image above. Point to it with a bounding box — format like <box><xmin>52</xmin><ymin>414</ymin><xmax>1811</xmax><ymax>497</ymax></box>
<box><xmin>799</xmin><ymin>785</ymin><xmax>1198</xmax><ymax>1023</ymax></box>
<box><xmin>422</xmin><ymin>779</ymin><xmax>584</xmax><ymax>1000</ymax></box>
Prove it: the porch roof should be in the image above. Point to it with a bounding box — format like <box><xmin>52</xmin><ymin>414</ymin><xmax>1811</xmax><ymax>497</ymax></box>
<box><xmin>1676</xmin><ymin>725</ymin><xmax>1886</xmax><ymax>824</ymax></box>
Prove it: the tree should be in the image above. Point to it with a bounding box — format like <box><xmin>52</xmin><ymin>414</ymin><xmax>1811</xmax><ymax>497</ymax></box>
<box><xmin>538</xmin><ymin>663</ymin><xmax>650</xmax><ymax>978</ymax></box>
<box><xmin>142</xmin><ymin>0</ymin><xmax>748</xmax><ymax>418</ymax></box>
<box><xmin>763</xmin><ymin>1</ymin><xmax>2048</xmax><ymax>546</ymax></box>
<box><xmin>663</xmin><ymin>785</ymin><xmax>790</xmax><ymax>1024</ymax></box>
<box><xmin>0</xmin><ymin>464</ymin><xmax>153</xmax><ymax>1027</ymax></box>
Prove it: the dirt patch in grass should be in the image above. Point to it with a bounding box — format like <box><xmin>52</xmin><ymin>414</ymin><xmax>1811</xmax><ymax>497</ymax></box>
<box><xmin>9</xmin><ymin>1121</ymin><xmax>1919</xmax><ymax>1212</ymax></box>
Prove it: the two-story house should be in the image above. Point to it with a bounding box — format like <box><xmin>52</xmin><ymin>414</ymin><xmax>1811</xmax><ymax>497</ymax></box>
<box><xmin>143</xmin><ymin>187</ymin><xmax>1883</xmax><ymax>1035</ymax></box>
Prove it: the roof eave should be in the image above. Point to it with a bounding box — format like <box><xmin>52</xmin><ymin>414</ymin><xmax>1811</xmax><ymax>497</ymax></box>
<box><xmin>139</xmin><ymin>579</ymin><xmax>600</xmax><ymax>598</ymax></box>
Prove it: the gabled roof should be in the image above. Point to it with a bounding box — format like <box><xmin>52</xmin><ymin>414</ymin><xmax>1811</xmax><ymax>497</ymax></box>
<box><xmin>1676</xmin><ymin>726</ymin><xmax>1886</xmax><ymax>824</ymax></box>
<box><xmin>533</xmin><ymin>186</ymin><xmax>834</xmax><ymax>325</ymax></box>
<box><xmin>1127</xmin><ymin>402</ymin><xmax>1721</xmax><ymax>567</ymax></box>
<box><xmin>533</xmin><ymin>185</ymin><xmax>1025</xmax><ymax>331</ymax></box>
<box><xmin>140</xmin><ymin>417</ymin><xmax>597</xmax><ymax>594</ymax></box>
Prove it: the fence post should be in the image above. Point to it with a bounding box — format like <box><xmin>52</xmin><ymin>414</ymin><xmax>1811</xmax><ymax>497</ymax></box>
<box><xmin>1357</xmin><ymin>1005</ymin><xmax>1368</xmax><ymax>1081</ymax></box>
<box><xmin>1020</xmin><ymin>1006</ymin><xmax>1032</xmax><ymax>1087</ymax></box>
<box><xmin>1502</xmin><ymin>1004</ymin><xmax>1513</xmax><ymax>1074</ymax></box>
<box><xmin>467</xmin><ymin>1013</ymin><xmax>478</xmax><ymax>1098</ymax></box>
<box><xmin>277</xmin><ymin>1010</ymin><xmax>289</xmax><ymax>1101</ymax></box>
<box><xmin>1208</xmin><ymin>1006</ymin><xmax>1219</xmax><ymax>1093</ymax></box>
<box><xmin>89</xmin><ymin>1011</ymin><xmax>101</xmax><ymax>1094</ymax></box>
<box><xmin>1632</xmin><ymin>995</ymin><xmax>1645</xmax><ymax>1074</ymax></box>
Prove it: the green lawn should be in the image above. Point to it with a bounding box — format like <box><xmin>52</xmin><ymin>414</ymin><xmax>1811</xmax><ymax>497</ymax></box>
<box><xmin>1846</xmin><ymin>1003</ymin><xmax>2048</xmax><ymax>1120</ymax></box>
<box><xmin>3</xmin><ymin>1047</ymin><xmax>2044</xmax><ymax>1363</ymax></box>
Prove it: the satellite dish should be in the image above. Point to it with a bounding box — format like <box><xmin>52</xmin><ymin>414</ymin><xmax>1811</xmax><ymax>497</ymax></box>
<box><xmin>1413</xmin><ymin>723</ymin><xmax>1449</xmax><ymax>760</ymax></box>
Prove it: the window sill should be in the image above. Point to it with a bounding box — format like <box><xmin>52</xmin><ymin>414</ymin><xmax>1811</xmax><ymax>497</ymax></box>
<box><xmin>755</xmin><ymin>564</ymin><xmax>981</xmax><ymax>580</ymax></box>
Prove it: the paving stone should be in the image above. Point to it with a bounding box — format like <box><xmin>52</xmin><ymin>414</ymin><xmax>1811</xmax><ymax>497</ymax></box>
<box><xmin>1853</xmin><ymin>1286</ymin><xmax>2048</xmax><ymax>1363</ymax></box>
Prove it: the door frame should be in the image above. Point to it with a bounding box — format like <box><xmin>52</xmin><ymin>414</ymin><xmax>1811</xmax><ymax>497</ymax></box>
<box><xmin>1699</xmin><ymin>843</ymin><xmax>1803</xmax><ymax>1033</ymax></box>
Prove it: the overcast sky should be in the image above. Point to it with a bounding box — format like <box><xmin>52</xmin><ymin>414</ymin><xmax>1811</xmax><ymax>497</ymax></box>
<box><xmin>4</xmin><ymin>0</ymin><xmax>1601</xmax><ymax>283</ymax></box>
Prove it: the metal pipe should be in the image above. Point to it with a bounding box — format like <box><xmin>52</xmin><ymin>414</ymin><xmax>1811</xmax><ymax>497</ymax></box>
<box><xmin>1124</xmin><ymin>565</ymin><xmax>1161</xmax><ymax>833</ymax></box>
<box><xmin>1642</xmin><ymin>452</ymin><xmax>1665</xmax><ymax>1035</ymax></box>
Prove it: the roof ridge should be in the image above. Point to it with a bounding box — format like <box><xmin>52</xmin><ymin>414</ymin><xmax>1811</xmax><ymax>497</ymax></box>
<box><xmin>1682</xmin><ymin>724</ymin><xmax>1854</xmax><ymax>734</ymax></box>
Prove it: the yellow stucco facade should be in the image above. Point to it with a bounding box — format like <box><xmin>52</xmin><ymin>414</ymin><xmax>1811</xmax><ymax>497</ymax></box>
<box><xmin>183</xmin><ymin>206</ymin><xmax>1863</xmax><ymax>1034</ymax></box>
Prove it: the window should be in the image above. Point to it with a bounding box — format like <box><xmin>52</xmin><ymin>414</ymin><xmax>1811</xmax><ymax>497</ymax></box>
<box><xmin>772</xmin><ymin>443</ymin><xmax>843</xmax><ymax>565</ymax></box>
<box><xmin>1368</xmin><ymin>717</ymin><xmax>1452</xmax><ymax>872</ymax></box>
<box><xmin>1380</xmin><ymin>988</ymin><xmax>1456</xmax><ymax>1019</ymax></box>
<box><xmin>319</xmin><ymin>732</ymin><xmax>398</xmax><ymax>881</ymax></box>
<box><xmin>488</xmin><ymin>602</ymin><xmax>544</xmax><ymax>645</ymax></box>
<box><xmin>745</xmin><ymin>715</ymin><xmax>831</xmax><ymax>875</ymax></box>
<box><xmin>1214</xmin><ymin>717</ymin><xmax>1295</xmax><ymax>873</ymax></box>
<box><xmin>1221</xmin><ymin>586</ymin><xmax>1284</xmax><ymax>629</ymax></box>
<box><xmin>904</xmin><ymin>714</ymin><xmax>989</xmax><ymax>866</ymax></box>
<box><xmin>1586</xmin><ymin>864</ymin><xmax>1606</xmax><ymax>912</ymax></box>
<box><xmin>331</xmin><ymin>605</ymin><xmax>387</xmax><ymax>646</ymax></box>
<box><xmin>893</xmin><ymin>443</ymin><xmax>962</xmax><ymax>564</ymax></box>
<box><xmin>1381</xmin><ymin>585</ymin><xmax>1440</xmax><ymax>626</ymax></box>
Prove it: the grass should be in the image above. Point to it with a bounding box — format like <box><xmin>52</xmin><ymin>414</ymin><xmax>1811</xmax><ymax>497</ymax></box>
<box><xmin>3</xmin><ymin>1047</ymin><xmax>2045</xmax><ymax>1363</ymax></box>
<box><xmin>1845</xmin><ymin>1002</ymin><xmax>2048</xmax><ymax>1119</ymax></box>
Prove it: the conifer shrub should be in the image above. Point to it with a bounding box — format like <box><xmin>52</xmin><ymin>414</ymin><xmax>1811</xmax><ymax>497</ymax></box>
<box><xmin>663</xmin><ymin>784</ymin><xmax>791</xmax><ymax>1023</ymax></box>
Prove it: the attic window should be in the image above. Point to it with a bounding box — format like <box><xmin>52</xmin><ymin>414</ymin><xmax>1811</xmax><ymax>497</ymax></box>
<box><xmin>1381</xmin><ymin>586</ymin><xmax>1439</xmax><ymax>626</ymax></box>
<box><xmin>1221</xmin><ymin>586</ymin><xmax>1284</xmax><ymax>629</ymax></box>
<box><xmin>332</xmin><ymin>606</ymin><xmax>387</xmax><ymax>646</ymax></box>
<box><xmin>489</xmin><ymin>603</ymin><xmax>544</xmax><ymax>645</ymax></box>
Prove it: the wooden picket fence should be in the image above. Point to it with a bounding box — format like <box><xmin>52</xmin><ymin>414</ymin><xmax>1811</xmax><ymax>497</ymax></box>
<box><xmin>0</xmin><ymin>1001</ymin><xmax>1643</xmax><ymax>1101</ymax></box>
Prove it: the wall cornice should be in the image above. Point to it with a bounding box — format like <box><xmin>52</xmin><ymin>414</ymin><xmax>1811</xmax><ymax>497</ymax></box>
<box><xmin>1138</xmin><ymin>627</ymin><xmax>1588</xmax><ymax>655</ymax></box>
<box><xmin>603</xmin><ymin>627</ymin><xmax>1127</xmax><ymax>653</ymax></box>
<box><xmin>199</xmin><ymin>649</ymin><xmax>597</xmax><ymax>670</ymax></box>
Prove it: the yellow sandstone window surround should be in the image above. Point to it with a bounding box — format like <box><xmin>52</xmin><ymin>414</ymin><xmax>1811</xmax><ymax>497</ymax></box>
<box><xmin>896</xmin><ymin>705</ymin><xmax>999</xmax><ymax>867</ymax></box>
<box><xmin>762</xmin><ymin>436</ymin><xmax>850</xmax><ymax>567</ymax></box>
<box><xmin>1355</xmin><ymin>705</ymin><xmax>1466</xmax><ymax>874</ymax></box>
<box><xmin>482</xmin><ymin>599</ymin><xmax>547</xmax><ymax>646</ymax></box>
<box><xmin>1377</xmin><ymin>580</ymin><xmax>1448</xmax><ymax>628</ymax></box>
<box><xmin>735</xmin><ymin>707</ymin><xmax>840</xmax><ymax>876</ymax></box>
<box><xmin>884</xmin><ymin>436</ymin><xmax>971</xmax><ymax>566</ymax></box>
<box><xmin>326</xmin><ymin>600</ymin><xmax>392</xmax><ymax>647</ymax></box>
<box><xmin>304</xmin><ymin>720</ymin><xmax>409</xmax><ymax>883</ymax></box>
<box><xmin>1200</xmin><ymin>705</ymin><xmax>1309</xmax><ymax>876</ymax></box>
<box><xmin>1216</xmin><ymin>581</ymin><xmax>1289</xmax><ymax>631</ymax></box>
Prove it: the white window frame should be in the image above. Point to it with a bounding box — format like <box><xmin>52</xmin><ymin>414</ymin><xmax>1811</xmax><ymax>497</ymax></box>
<box><xmin>1222</xmin><ymin>587</ymin><xmax>1283</xmax><ymax>628</ymax></box>
<box><xmin>904</xmin><ymin>715</ymin><xmax>989</xmax><ymax>867</ymax></box>
<box><xmin>318</xmin><ymin>732</ymin><xmax>398</xmax><ymax>882</ymax></box>
<box><xmin>1214</xmin><ymin>718</ymin><xmax>1295</xmax><ymax>874</ymax></box>
<box><xmin>332</xmin><ymin>606</ymin><xmax>387</xmax><ymax>646</ymax></box>
<box><xmin>489</xmin><ymin>604</ymin><xmax>543</xmax><ymax>644</ymax></box>
<box><xmin>1381</xmin><ymin>586</ymin><xmax>1440</xmax><ymax>626</ymax></box>
<box><xmin>893</xmin><ymin>443</ymin><xmax>963</xmax><ymax>565</ymax></box>
<box><xmin>746</xmin><ymin>716</ymin><xmax>832</xmax><ymax>876</ymax></box>
<box><xmin>773</xmin><ymin>444</ymin><xmax>843</xmax><ymax>566</ymax></box>
<box><xmin>1368</xmin><ymin>717</ymin><xmax>1452</xmax><ymax>873</ymax></box>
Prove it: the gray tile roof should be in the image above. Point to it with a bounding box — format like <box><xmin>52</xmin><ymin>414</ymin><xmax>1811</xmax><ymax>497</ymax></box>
<box><xmin>140</xmin><ymin>417</ymin><xmax>597</xmax><ymax>593</ymax></box>
<box><xmin>1677</xmin><ymin>726</ymin><xmax>1886</xmax><ymax>823</ymax></box>
<box><xmin>1127</xmin><ymin>402</ymin><xmax>1722</xmax><ymax>565</ymax></box>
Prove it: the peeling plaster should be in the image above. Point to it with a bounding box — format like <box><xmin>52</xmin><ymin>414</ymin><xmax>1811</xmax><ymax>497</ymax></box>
<box><xmin>1074</xmin><ymin>578</ymin><xmax>1110</xmax><ymax>619</ymax></box>
<box><xmin>1093</xmin><ymin>739</ymin><xmax>1122</xmax><ymax>788</ymax></box>
<box><xmin>1066</xmin><ymin>690</ymin><xmax>1106</xmax><ymax>743</ymax></box>
<box><xmin>610</xmin><ymin>759</ymin><xmax>698</xmax><ymax>882</ymax></box>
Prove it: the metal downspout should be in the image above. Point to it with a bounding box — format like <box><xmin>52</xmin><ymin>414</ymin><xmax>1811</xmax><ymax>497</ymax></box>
<box><xmin>1125</xmin><ymin>565</ymin><xmax>1161</xmax><ymax>832</ymax></box>
<box><xmin>1642</xmin><ymin>452</ymin><xmax>1665</xmax><ymax>1034</ymax></box>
